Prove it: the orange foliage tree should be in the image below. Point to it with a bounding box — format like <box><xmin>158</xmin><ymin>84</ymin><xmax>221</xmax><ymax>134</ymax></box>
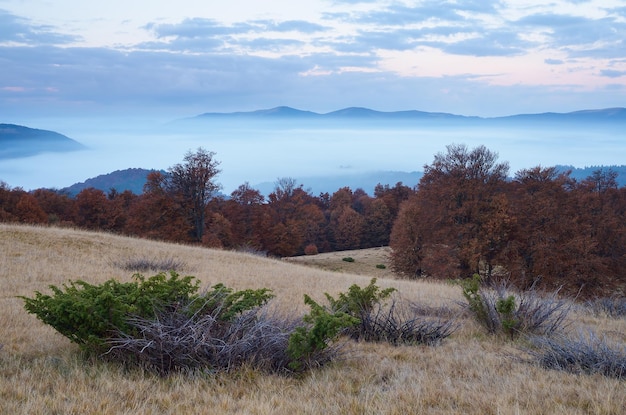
<box><xmin>167</xmin><ymin>148</ymin><xmax>221</xmax><ymax>242</ymax></box>
<box><xmin>32</xmin><ymin>188</ymin><xmax>77</xmax><ymax>225</ymax></box>
<box><xmin>124</xmin><ymin>171</ymin><xmax>190</xmax><ymax>242</ymax></box>
<box><xmin>391</xmin><ymin>144</ymin><xmax>510</xmax><ymax>280</ymax></box>
<box><xmin>507</xmin><ymin>166</ymin><xmax>616</xmax><ymax>296</ymax></box>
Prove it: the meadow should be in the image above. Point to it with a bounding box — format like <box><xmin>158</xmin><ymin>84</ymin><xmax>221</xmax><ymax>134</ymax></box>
<box><xmin>1</xmin><ymin>223</ymin><xmax>625</xmax><ymax>414</ymax></box>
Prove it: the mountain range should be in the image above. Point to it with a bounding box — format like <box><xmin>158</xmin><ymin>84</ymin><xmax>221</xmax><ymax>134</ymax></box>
<box><xmin>193</xmin><ymin>106</ymin><xmax>475</xmax><ymax>121</ymax></box>
<box><xmin>190</xmin><ymin>106</ymin><xmax>626</xmax><ymax>123</ymax></box>
<box><xmin>3</xmin><ymin>106</ymin><xmax>625</xmax><ymax>161</ymax></box>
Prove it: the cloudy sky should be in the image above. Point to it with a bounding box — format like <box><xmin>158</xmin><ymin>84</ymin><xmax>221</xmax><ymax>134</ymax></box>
<box><xmin>1</xmin><ymin>0</ymin><xmax>625</xmax><ymax>119</ymax></box>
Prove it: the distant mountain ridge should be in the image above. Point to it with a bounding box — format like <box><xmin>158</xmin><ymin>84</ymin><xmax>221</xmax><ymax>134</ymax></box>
<box><xmin>191</xmin><ymin>106</ymin><xmax>626</xmax><ymax>122</ymax></box>
<box><xmin>0</xmin><ymin>123</ymin><xmax>85</xmax><ymax>159</ymax></box>
<box><xmin>498</xmin><ymin>107</ymin><xmax>626</xmax><ymax>123</ymax></box>
<box><xmin>194</xmin><ymin>106</ymin><xmax>477</xmax><ymax>121</ymax></box>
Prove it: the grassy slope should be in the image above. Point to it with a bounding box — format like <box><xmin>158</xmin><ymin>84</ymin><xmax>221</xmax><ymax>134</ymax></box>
<box><xmin>283</xmin><ymin>246</ymin><xmax>394</xmax><ymax>278</ymax></box>
<box><xmin>1</xmin><ymin>224</ymin><xmax>624</xmax><ymax>414</ymax></box>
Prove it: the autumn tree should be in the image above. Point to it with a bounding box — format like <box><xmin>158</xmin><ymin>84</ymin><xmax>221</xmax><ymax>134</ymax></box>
<box><xmin>15</xmin><ymin>193</ymin><xmax>48</xmax><ymax>224</ymax></box>
<box><xmin>390</xmin><ymin>144</ymin><xmax>510</xmax><ymax>281</ymax></box>
<box><xmin>0</xmin><ymin>182</ymin><xmax>20</xmax><ymax>222</ymax></box>
<box><xmin>374</xmin><ymin>182</ymin><xmax>414</xmax><ymax>218</ymax></box>
<box><xmin>263</xmin><ymin>178</ymin><xmax>326</xmax><ymax>256</ymax></box>
<box><xmin>507</xmin><ymin>166</ymin><xmax>611</xmax><ymax>296</ymax></box>
<box><xmin>328</xmin><ymin>187</ymin><xmax>365</xmax><ymax>250</ymax></box>
<box><xmin>74</xmin><ymin>188</ymin><xmax>124</xmax><ymax>230</ymax></box>
<box><xmin>579</xmin><ymin>169</ymin><xmax>626</xmax><ymax>283</ymax></box>
<box><xmin>582</xmin><ymin>168</ymin><xmax>618</xmax><ymax>195</ymax></box>
<box><xmin>216</xmin><ymin>182</ymin><xmax>266</xmax><ymax>249</ymax></box>
<box><xmin>32</xmin><ymin>189</ymin><xmax>77</xmax><ymax>224</ymax></box>
<box><xmin>167</xmin><ymin>148</ymin><xmax>221</xmax><ymax>242</ymax></box>
<box><xmin>202</xmin><ymin>212</ymin><xmax>234</xmax><ymax>248</ymax></box>
<box><xmin>361</xmin><ymin>197</ymin><xmax>393</xmax><ymax>247</ymax></box>
<box><xmin>124</xmin><ymin>171</ymin><xmax>189</xmax><ymax>241</ymax></box>
<box><xmin>331</xmin><ymin>206</ymin><xmax>364</xmax><ymax>250</ymax></box>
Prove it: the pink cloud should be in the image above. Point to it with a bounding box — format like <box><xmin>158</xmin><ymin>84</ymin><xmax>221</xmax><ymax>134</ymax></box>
<box><xmin>1</xmin><ymin>86</ymin><xmax>28</xmax><ymax>92</ymax></box>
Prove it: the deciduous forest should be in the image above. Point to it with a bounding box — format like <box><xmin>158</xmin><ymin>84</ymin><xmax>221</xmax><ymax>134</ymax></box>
<box><xmin>2</xmin><ymin>145</ymin><xmax>625</xmax><ymax>298</ymax></box>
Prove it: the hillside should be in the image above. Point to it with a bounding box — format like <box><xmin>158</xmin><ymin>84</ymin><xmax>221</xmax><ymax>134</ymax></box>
<box><xmin>284</xmin><ymin>246</ymin><xmax>394</xmax><ymax>278</ymax></box>
<box><xmin>1</xmin><ymin>224</ymin><xmax>625</xmax><ymax>414</ymax></box>
<box><xmin>61</xmin><ymin>168</ymin><xmax>161</xmax><ymax>197</ymax></box>
<box><xmin>0</xmin><ymin>123</ymin><xmax>85</xmax><ymax>159</ymax></box>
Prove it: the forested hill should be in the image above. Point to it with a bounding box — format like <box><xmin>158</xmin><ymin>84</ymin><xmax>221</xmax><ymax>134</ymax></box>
<box><xmin>556</xmin><ymin>165</ymin><xmax>626</xmax><ymax>187</ymax></box>
<box><xmin>61</xmin><ymin>168</ymin><xmax>161</xmax><ymax>197</ymax></box>
<box><xmin>0</xmin><ymin>124</ymin><xmax>85</xmax><ymax>159</ymax></box>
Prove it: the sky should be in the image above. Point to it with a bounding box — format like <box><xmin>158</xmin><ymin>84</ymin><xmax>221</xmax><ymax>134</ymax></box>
<box><xmin>1</xmin><ymin>0</ymin><xmax>626</xmax><ymax>120</ymax></box>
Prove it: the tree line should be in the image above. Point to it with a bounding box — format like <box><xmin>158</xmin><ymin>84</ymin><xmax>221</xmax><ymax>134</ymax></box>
<box><xmin>390</xmin><ymin>144</ymin><xmax>626</xmax><ymax>298</ymax></box>
<box><xmin>2</xmin><ymin>145</ymin><xmax>625</xmax><ymax>298</ymax></box>
<box><xmin>0</xmin><ymin>148</ymin><xmax>410</xmax><ymax>256</ymax></box>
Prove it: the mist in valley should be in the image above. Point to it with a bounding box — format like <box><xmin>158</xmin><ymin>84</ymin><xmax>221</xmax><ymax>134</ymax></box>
<box><xmin>2</xmin><ymin>115</ymin><xmax>624</xmax><ymax>194</ymax></box>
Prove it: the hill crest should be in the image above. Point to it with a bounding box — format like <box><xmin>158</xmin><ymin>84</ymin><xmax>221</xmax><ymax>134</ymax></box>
<box><xmin>0</xmin><ymin>123</ymin><xmax>85</xmax><ymax>159</ymax></box>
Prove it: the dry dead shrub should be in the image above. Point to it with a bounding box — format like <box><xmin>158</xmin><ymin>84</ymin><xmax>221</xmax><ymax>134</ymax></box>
<box><xmin>106</xmin><ymin>304</ymin><xmax>344</xmax><ymax>376</ymax></box>
<box><xmin>528</xmin><ymin>331</ymin><xmax>626</xmax><ymax>379</ymax></box>
<box><xmin>116</xmin><ymin>257</ymin><xmax>186</xmax><ymax>272</ymax></box>
<box><xmin>347</xmin><ymin>297</ymin><xmax>457</xmax><ymax>346</ymax></box>
<box><xmin>460</xmin><ymin>277</ymin><xmax>572</xmax><ymax>338</ymax></box>
<box><xmin>585</xmin><ymin>297</ymin><xmax>626</xmax><ymax>319</ymax></box>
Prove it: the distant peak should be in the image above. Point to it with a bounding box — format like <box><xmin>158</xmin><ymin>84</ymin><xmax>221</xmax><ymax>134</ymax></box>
<box><xmin>251</xmin><ymin>106</ymin><xmax>318</xmax><ymax>117</ymax></box>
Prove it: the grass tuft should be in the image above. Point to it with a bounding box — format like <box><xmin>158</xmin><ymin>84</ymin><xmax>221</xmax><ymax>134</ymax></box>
<box><xmin>460</xmin><ymin>278</ymin><xmax>572</xmax><ymax>338</ymax></box>
<box><xmin>585</xmin><ymin>297</ymin><xmax>626</xmax><ymax>319</ymax></box>
<box><xmin>528</xmin><ymin>331</ymin><xmax>626</xmax><ymax>379</ymax></box>
<box><xmin>349</xmin><ymin>297</ymin><xmax>457</xmax><ymax>346</ymax></box>
<box><xmin>116</xmin><ymin>257</ymin><xmax>186</xmax><ymax>272</ymax></box>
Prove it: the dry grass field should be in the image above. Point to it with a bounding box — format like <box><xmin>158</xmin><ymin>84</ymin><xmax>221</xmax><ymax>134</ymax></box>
<box><xmin>1</xmin><ymin>223</ymin><xmax>625</xmax><ymax>414</ymax></box>
<box><xmin>283</xmin><ymin>247</ymin><xmax>394</xmax><ymax>278</ymax></box>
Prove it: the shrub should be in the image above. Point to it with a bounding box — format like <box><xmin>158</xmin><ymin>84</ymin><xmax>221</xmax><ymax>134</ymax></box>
<box><xmin>107</xmin><ymin>304</ymin><xmax>302</xmax><ymax>375</ymax></box>
<box><xmin>287</xmin><ymin>295</ymin><xmax>358</xmax><ymax>371</ymax></box>
<box><xmin>199</xmin><ymin>283</ymin><xmax>274</xmax><ymax>322</ymax></box>
<box><xmin>460</xmin><ymin>275</ymin><xmax>571</xmax><ymax>338</ymax></box>
<box><xmin>326</xmin><ymin>278</ymin><xmax>456</xmax><ymax>346</ymax></box>
<box><xmin>21</xmin><ymin>272</ymin><xmax>273</xmax><ymax>353</ymax></box>
<box><xmin>325</xmin><ymin>278</ymin><xmax>396</xmax><ymax>316</ymax></box>
<box><xmin>351</xmin><ymin>298</ymin><xmax>457</xmax><ymax>345</ymax></box>
<box><xmin>22</xmin><ymin>273</ymin><xmax>351</xmax><ymax>375</ymax></box>
<box><xmin>115</xmin><ymin>292</ymin><xmax>351</xmax><ymax>375</ymax></box>
<box><xmin>21</xmin><ymin>272</ymin><xmax>198</xmax><ymax>351</ymax></box>
<box><xmin>528</xmin><ymin>332</ymin><xmax>626</xmax><ymax>379</ymax></box>
<box><xmin>304</xmin><ymin>244</ymin><xmax>319</xmax><ymax>255</ymax></box>
<box><xmin>585</xmin><ymin>297</ymin><xmax>626</xmax><ymax>319</ymax></box>
<box><xmin>342</xmin><ymin>257</ymin><xmax>355</xmax><ymax>262</ymax></box>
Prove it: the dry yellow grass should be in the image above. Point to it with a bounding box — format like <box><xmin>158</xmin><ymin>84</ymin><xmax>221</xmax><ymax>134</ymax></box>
<box><xmin>283</xmin><ymin>247</ymin><xmax>395</xmax><ymax>279</ymax></box>
<box><xmin>1</xmin><ymin>223</ymin><xmax>624</xmax><ymax>414</ymax></box>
